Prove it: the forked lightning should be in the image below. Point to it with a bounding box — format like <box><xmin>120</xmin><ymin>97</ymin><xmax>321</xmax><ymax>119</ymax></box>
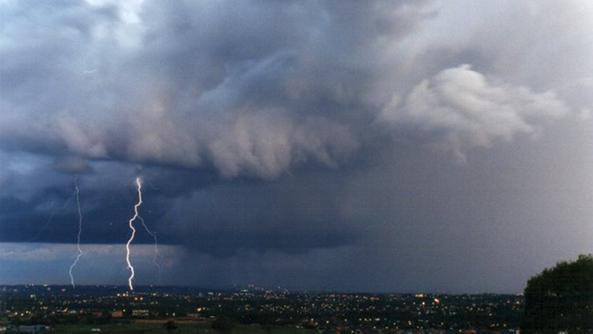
<box><xmin>68</xmin><ymin>182</ymin><xmax>84</xmax><ymax>288</ymax></box>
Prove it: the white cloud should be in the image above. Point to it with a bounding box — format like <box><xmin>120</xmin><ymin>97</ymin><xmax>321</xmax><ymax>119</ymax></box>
<box><xmin>379</xmin><ymin>65</ymin><xmax>568</xmax><ymax>154</ymax></box>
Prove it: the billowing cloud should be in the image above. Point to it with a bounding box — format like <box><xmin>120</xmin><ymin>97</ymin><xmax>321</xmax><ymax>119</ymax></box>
<box><xmin>0</xmin><ymin>1</ymin><xmax>583</xmax><ymax>176</ymax></box>
<box><xmin>379</xmin><ymin>65</ymin><xmax>568</xmax><ymax>155</ymax></box>
<box><xmin>0</xmin><ymin>0</ymin><xmax>432</xmax><ymax>178</ymax></box>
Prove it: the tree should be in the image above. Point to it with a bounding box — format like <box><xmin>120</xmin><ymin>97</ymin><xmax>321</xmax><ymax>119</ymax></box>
<box><xmin>522</xmin><ymin>254</ymin><xmax>593</xmax><ymax>333</ymax></box>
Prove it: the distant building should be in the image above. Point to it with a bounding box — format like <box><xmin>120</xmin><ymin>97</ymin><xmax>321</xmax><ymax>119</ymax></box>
<box><xmin>111</xmin><ymin>310</ymin><xmax>124</xmax><ymax>318</ymax></box>
<box><xmin>186</xmin><ymin>314</ymin><xmax>210</xmax><ymax>322</ymax></box>
<box><xmin>132</xmin><ymin>309</ymin><xmax>150</xmax><ymax>318</ymax></box>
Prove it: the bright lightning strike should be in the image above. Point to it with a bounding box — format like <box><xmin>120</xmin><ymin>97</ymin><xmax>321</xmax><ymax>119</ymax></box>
<box><xmin>125</xmin><ymin>177</ymin><xmax>143</xmax><ymax>291</ymax></box>
<box><xmin>68</xmin><ymin>182</ymin><xmax>84</xmax><ymax>288</ymax></box>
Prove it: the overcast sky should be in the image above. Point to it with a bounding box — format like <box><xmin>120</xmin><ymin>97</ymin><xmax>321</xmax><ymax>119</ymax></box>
<box><xmin>1</xmin><ymin>0</ymin><xmax>593</xmax><ymax>293</ymax></box>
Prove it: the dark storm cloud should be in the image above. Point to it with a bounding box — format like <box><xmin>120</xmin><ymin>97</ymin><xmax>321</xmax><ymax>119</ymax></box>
<box><xmin>52</xmin><ymin>156</ymin><xmax>94</xmax><ymax>174</ymax></box>
<box><xmin>0</xmin><ymin>0</ymin><xmax>439</xmax><ymax>249</ymax></box>
<box><xmin>2</xmin><ymin>0</ymin><xmax>426</xmax><ymax>178</ymax></box>
<box><xmin>1</xmin><ymin>0</ymin><xmax>593</xmax><ymax>291</ymax></box>
<box><xmin>2</xmin><ymin>0</ymin><xmax>578</xmax><ymax>174</ymax></box>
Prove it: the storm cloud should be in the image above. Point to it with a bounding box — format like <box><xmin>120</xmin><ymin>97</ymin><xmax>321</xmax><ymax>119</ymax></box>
<box><xmin>1</xmin><ymin>0</ymin><xmax>593</xmax><ymax>292</ymax></box>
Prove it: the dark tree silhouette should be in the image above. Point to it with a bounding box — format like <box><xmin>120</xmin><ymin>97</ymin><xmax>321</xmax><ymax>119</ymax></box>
<box><xmin>522</xmin><ymin>254</ymin><xmax>593</xmax><ymax>333</ymax></box>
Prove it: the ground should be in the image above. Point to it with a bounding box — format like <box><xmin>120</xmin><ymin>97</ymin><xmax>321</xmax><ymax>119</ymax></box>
<box><xmin>51</xmin><ymin>322</ymin><xmax>315</xmax><ymax>334</ymax></box>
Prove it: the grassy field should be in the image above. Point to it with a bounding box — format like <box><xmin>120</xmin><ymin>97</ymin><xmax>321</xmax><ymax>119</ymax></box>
<box><xmin>52</xmin><ymin>322</ymin><xmax>316</xmax><ymax>334</ymax></box>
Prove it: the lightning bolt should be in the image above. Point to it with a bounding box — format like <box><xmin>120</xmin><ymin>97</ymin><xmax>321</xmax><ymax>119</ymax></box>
<box><xmin>125</xmin><ymin>177</ymin><xmax>143</xmax><ymax>291</ymax></box>
<box><xmin>68</xmin><ymin>182</ymin><xmax>84</xmax><ymax>288</ymax></box>
<box><xmin>138</xmin><ymin>216</ymin><xmax>162</xmax><ymax>283</ymax></box>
